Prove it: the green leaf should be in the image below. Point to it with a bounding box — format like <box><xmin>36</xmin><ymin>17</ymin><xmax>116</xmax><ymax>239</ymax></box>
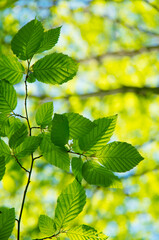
<box><xmin>67</xmin><ymin>225</ymin><xmax>108</xmax><ymax>240</ymax></box>
<box><xmin>54</xmin><ymin>180</ymin><xmax>86</xmax><ymax>229</ymax></box>
<box><xmin>27</xmin><ymin>72</ymin><xmax>36</xmax><ymax>83</ymax></box>
<box><xmin>0</xmin><ymin>139</ymin><xmax>12</xmax><ymax>163</ymax></box>
<box><xmin>0</xmin><ymin>55</ymin><xmax>24</xmax><ymax>84</ymax></box>
<box><xmin>51</xmin><ymin>114</ymin><xmax>69</xmax><ymax>147</ymax></box>
<box><xmin>0</xmin><ymin>157</ymin><xmax>5</xmax><ymax>181</ymax></box>
<box><xmin>15</xmin><ymin>136</ymin><xmax>41</xmax><ymax>159</ymax></box>
<box><xmin>79</xmin><ymin>115</ymin><xmax>117</xmax><ymax>153</ymax></box>
<box><xmin>11</xmin><ymin>19</ymin><xmax>44</xmax><ymax>60</ymax></box>
<box><xmin>0</xmin><ymin>80</ymin><xmax>17</xmax><ymax>113</ymax></box>
<box><xmin>0</xmin><ymin>207</ymin><xmax>15</xmax><ymax>240</ymax></box>
<box><xmin>3</xmin><ymin>116</ymin><xmax>22</xmax><ymax>138</ymax></box>
<box><xmin>40</xmin><ymin>134</ymin><xmax>70</xmax><ymax>171</ymax></box>
<box><xmin>39</xmin><ymin>215</ymin><xmax>56</xmax><ymax>235</ymax></box>
<box><xmin>32</xmin><ymin>53</ymin><xmax>78</xmax><ymax>85</ymax></box>
<box><xmin>71</xmin><ymin>157</ymin><xmax>83</xmax><ymax>183</ymax></box>
<box><xmin>0</xmin><ymin>114</ymin><xmax>8</xmax><ymax>137</ymax></box>
<box><xmin>65</xmin><ymin>112</ymin><xmax>96</xmax><ymax>139</ymax></box>
<box><xmin>37</xmin><ymin>27</ymin><xmax>61</xmax><ymax>53</ymax></box>
<box><xmin>96</xmin><ymin>141</ymin><xmax>144</xmax><ymax>172</ymax></box>
<box><xmin>82</xmin><ymin>161</ymin><xmax>120</xmax><ymax>188</ymax></box>
<box><xmin>9</xmin><ymin>123</ymin><xmax>28</xmax><ymax>149</ymax></box>
<box><xmin>35</xmin><ymin>102</ymin><xmax>53</xmax><ymax>128</ymax></box>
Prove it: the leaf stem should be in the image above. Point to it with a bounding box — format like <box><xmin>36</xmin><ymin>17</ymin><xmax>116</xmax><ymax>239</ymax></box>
<box><xmin>14</xmin><ymin>155</ymin><xmax>30</xmax><ymax>173</ymax></box>
<box><xmin>33</xmin><ymin>231</ymin><xmax>61</xmax><ymax>240</ymax></box>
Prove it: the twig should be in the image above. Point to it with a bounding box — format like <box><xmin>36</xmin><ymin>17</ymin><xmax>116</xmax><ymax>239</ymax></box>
<box><xmin>33</xmin><ymin>231</ymin><xmax>61</xmax><ymax>240</ymax></box>
<box><xmin>14</xmin><ymin>155</ymin><xmax>30</xmax><ymax>173</ymax></box>
<box><xmin>33</xmin><ymin>155</ymin><xmax>43</xmax><ymax>160</ymax></box>
<box><xmin>12</xmin><ymin>112</ymin><xmax>27</xmax><ymax>120</ymax></box>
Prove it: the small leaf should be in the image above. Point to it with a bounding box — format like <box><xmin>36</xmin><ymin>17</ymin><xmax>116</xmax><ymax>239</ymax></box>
<box><xmin>0</xmin><ymin>80</ymin><xmax>17</xmax><ymax>113</ymax></box>
<box><xmin>39</xmin><ymin>215</ymin><xmax>56</xmax><ymax>235</ymax></box>
<box><xmin>0</xmin><ymin>139</ymin><xmax>12</xmax><ymax>163</ymax></box>
<box><xmin>71</xmin><ymin>157</ymin><xmax>83</xmax><ymax>183</ymax></box>
<box><xmin>9</xmin><ymin>123</ymin><xmax>28</xmax><ymax>149</ymax></box>
<box><xmin>67</xmin><ymin>224</ymin><xmax>108</xmax><ymax>240</ymax></box>
<box><xmin>51</xmin><ymin>114</ymin><xmax>69</xmax><ymax>147</ymax></box>
<box><xmin>79</xmin><ymin>115</ymin><xmax>117</xmax><ymax>153</ymax></box>
<box><xmin>37</xmin><ymin>27</ymin><xmax>61</xmax><ymax>53</ymax></box>
<box><xmin>82</xmin><ymin>161</ymin><xmax>120</xmax><ymax>188</ymax></box>
<box><xmin>27</xmin><ymin>72</ymin><xmax>36</xmax><ymax>83</ymax></box>
<box><xmin>0</xmin><ymin>156</ymin><xmax>5</xmax><ymax>181</ymax></box>
<box><xmin>40</xmin><ymin>134</ymin><xmax>70</xmax><ymax>171</ymax></box>
<box><xmin>0</xmin><ymin>55</ymin><xmax>24</xmax><ymax>84</ymax></box>
<box><xmin>0</xmin><ymin>207</ymin><xmax>15</xmax><ymax>240</ymax></box>
<box><xmin>11</xmin><ymin>19</ymin><xmax>44</xmax><ymax>60</ymax></box>
<box><xmin>15</xmin><ymin>136</ymin><xmax>41</xmax><ymax>159</ymax></box>
<box><xmin>35</xmin><ymin>102</ymin><xmax>53</xmax><ymax>128</ymax></box>
<box><xmin>65</xmin><ymin>112</ymin><xmax>96</xmax><ymax>139</ymax></box>
<box><xmin>32</xmin><ymin>52</ymin><xmax>78</xmax><ymax>85</ymax></box>
<box><xmin>54</xmin><ymin>180</ymin><xmax>86</xmax><ymax>230</ymax></box>
<box><xmin>96</xmin><ymin>141</ymin><xmax>144</xmax><ymax>172</ymax></box>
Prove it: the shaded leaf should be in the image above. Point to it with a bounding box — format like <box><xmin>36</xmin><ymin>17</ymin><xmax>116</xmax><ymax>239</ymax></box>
<box><xmin>67</xmin><ymin>225</ymin><xmax>108</xmax><ymax>240</ymax></box>
<box><xmin>9</xmin><ymin>123</ymin><xmax>28</xmax><ymax>149</ymax></box>
<box><xmin>37</xmin><ymin>27</ymin><xmax>61</xmax><ymax>53</ymax></box>
<box><xmin>55</xmin><ymin>180</ymin><xmax>86</xmax><ymax>229</ymax></box>
<box><xmin>40</xmin><ymin>134</ymin><xmax>70</xmax><ymax>171</ymax></box>
<box><xmin>0</xmin><ymin>156</ymin><xmax>5</xmax><ymax>181</ymax></box>
<box><xmin>39</xmin><ymin>215</ymin><xmax>56</xmax><ymax>235</ymax></box>
<box><xmin>0</xmin><ymin>139</ymin><xmax>12</xmax><ymax>163</ymax></box>
<box><xmin>71</xmin><ymin>157</ymin><xmax>83</xmax><ymax>183</ymax></box>
<box><xmin>11</xmin><ymin>19</ymin><xmax>44</xmax><ymax>60</ymax></box>
<box><xmin>82</xmin><ymin>161</ymin><xmax>120</xmax><ymax>188</ymax></box>
<box><xmin>32</xmin><ymin>53</ymin><xmax>78</xmax><ymax>85</ymax></box>
<box><xmin>96</xmin><ymin>141</ymin><xmax>144</xmax><ymax>172</ymax></box>
<box><xmin>0</xmin><ymin>80</ymin><xmax>17</xmax><ymax>113</ymax></box>
<box><xmin>35</xmin><ymin>102</ymin><xmax>53</xmax><ymax>128</ymax></box>
<box><xmin>27</xmin><ymin>72</ymin><xmax>36</xmax><ymax>83</ymax></box>
<box><xmin>0</xmin><ymin>55</ymin><xmax>24</xmax><ymax>84</ymax></box>
<box><xmin>65</xmin><ymin>112</ymin><xmax>96</xmax><ymax>139</ymax></box>
<box><xmin>79</xmin><ymin>115</ymin><xmax>117</xmax><ymax>153</ymax></box>
<box><xmin>0</xmin><ymin>207</ymin><xmax>15</xmax><ymax>240</ymax></box>
<box><xmin>51</xmin><ymin>114</ymin><xmax>69</xmax><ymax>147</ymax></box>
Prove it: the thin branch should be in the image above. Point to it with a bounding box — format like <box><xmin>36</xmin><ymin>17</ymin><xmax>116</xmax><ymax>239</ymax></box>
<box><xmin>33</xmin><ymin>231</ymin><xmax>61</xmax><ymax>240</ymax></box>
<box><xmin>68</xmin><ymin>150</ymin><xmax>87</xmax><ymax>158</ymax></box>
<box><xmin>33</xmin><ymin>155</ymin><xmax>43</xmax><ymax>160</ymax></box>
<box><xmin>78</xmin><ymin>45</ymin><xmax>159</xmax><ymax>62</ymax></box>
<box><xmin>143</xmin><ymin>0</ymin><xmax>159</xmax><ymax>12</ymax></box>
<box><xmin>13</xmin><ymin>155</ymin><xmax>30</xmax><ymax>173</ymax></box>
<box><xmin>12</xmin><ymin>112</ymin><xmax>27</xmax><ymax>120</ymax></box>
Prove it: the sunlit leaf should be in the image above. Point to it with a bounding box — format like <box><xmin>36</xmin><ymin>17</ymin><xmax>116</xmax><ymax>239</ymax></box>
<box><xmin>82</xmin><ymin>161</ymin><xmax>120</xmax><ymax>187</ymax></box>
<box><xmin>37</xmin><ymin>27</ymin><xmax>61</xmax><ymax>53</ymax></box>
<box><xmin>0</xmin><ymin>80</ymin><xmax>17</xmax><ymax>113</ymax></box>
<box><xmin>11</xmin><ymin>19</ymin><xmax>44</xmax><ymax>60</ymax></box>
<box><xmin>67</xmin><ymin>224</ymin><xmax>108</xmax><ymax>240</ymax></box>
<box><xmin>0</xmin><ymin>139</ymin><xmax>12</xmax><ymax>163</ymax></box>
<box><xmin>71</xmin><ymin>157</ymin><xmax>83</xmax><ymax>183</ymax></box>
<box><xmin>35</xmin><ymin>102</ymin><xmax>53</xmax><ymax>128</ymax></box>
<box><xmin>9</xmin><ymin>123</ymin><xmax>28</xmax><ymax>149</ymax></box>
<box><xmin>39</xmin><ymin>215</ymin><xmax>56</xmax><ymax>235</ymax></box>
<box><xmin>79</xmin><ymin>115</ymin><xmax>117</xmax><ymax>153</ymax></box>
<box><xmin>96</xmin><ymin>141</ymin><xmax>144</xmax><ymax>172</ymax></box>
<box><xmin>0</xmin><ymin>207</ymin><xmax>15</xmax><ymax>240</ymax></box>
<box><xmin>54</xmin><ymin>180</ymin><xmax>86</xmax><ymax>229</ymax></box>
<box><xmin>51</xmin><ymin>114</ymin><xmax>69</xmax><ymax>147</ymax></box>
<box><xmin>32</xmin><ymin>53</ymin><xmax>78</xmax><ymax>85</ymax></box>
<box><xmin>0</xmin><ymin>55</ymin><xmax>24</xmax><ymax>84</ymax></box>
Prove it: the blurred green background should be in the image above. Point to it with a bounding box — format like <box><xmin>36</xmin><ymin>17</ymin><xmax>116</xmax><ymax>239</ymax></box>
<box><xmin>1</xmin><ymin>0</ymin><xmax>159</xmax><ymax>239</ymax></box>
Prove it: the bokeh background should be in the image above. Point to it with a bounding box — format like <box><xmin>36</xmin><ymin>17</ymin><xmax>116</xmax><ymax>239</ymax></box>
<box><xmin>1</xmin><ymin>0</ymin><xmax>159</xmax><ymax>239</ymax></box>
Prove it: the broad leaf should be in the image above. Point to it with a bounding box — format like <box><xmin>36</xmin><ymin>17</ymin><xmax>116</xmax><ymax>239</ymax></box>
<box><xmin>79</xmin><ymin>115</ymin><xmax>117</xmax><ymax>153</ymax></box>
<box><xmin>40</xmin><ymin>134</ymin><xmax>70</xmax><ymax>171</ymax></box>
<box><xmin>35</xmin><ymin>102</ymin><xmax>53</xmax><ymax>128</ymax></box>
<box><xmin>71</xmin><ymin>157</ymin><xmax>83</xmax><ymax>183</ymax></box>
<box><xmin>0</xmin><ymin>156</ymin><xmax>5</xmax><ymax>181</ymax></box>
<box><xmin>0</xmin><ymin>207</ymin><xmax>15</xmax><ymax>240</ymax></box>
<box><xmin>54</xmin><ymin>180</ymin><xmax>86</xmax><ymax>229</ymax></box>
<box><xmin>37</xmin><ymin>27</ymin><xmax>61</xmax><ymax>53</ymax></box>
<box><xmin>27</xmin><ymin>72</ymin><xmax>36</xmax><ymax>83</ymax></box>
<box><xmin>0</xmin><ymin>80</ymin><xmax>17</xmax><ymax>113</ymax></box>
<box><xmin>32</xmin><ymin>53</ymin><xmax>78</xmax><ymax>85</ymax></box>
<box><xmin>67</xmin><ymin>225</ymin><xmax>108</xmax><ymax>240</ymax></box>
<box><xmin>51</xmin><ymin>114</ymin><xmax>69</xmax><ymax>147</ymax></box>
<box><xmin>11</xmin><ymin>19</ymin><xmax>44</xmax><ymax>60</ymax></box>
<box><xmin>96</xmin><ymin>141</ymin><xmax>144</xmax><ymax>172</ymax></box>
<box><xmin>82</xmin><ymin>161</ymin><xmax>120</xmax><ymax>188</ymax></box>
<box><xmin>9</xmin><ymin>123</ymin><xmax>28</xmax><ymax>149</ymax></box>
<box><xmin>14</xmin><ymin>136</ymin><xmax>41</xmax><ymax>159</ymax></box>
<box><xmin>65</xmin><ymin>112</ymin><xmax>96</xmax><ymax>139</ymax></box>
<box><xmin>39</xmin><ymin>215</ymin><xmax>56</xmax><ymax>235</ymax></box>
<box><xmin>0</xmin><ymin>139</ymin><xmax>12</xmax><ymax>163</ymax></box>
<box><xmin>0</xmin><ymin>114</ymin><xmax>8</xmax><ymax>137</ymax></box>
<box><xmin>0</xmin><ymin>55</ymin><xmax>24</xmax><ymax>84</ymax></box>
<box><xmin>3</xmin><ymin>116</ymin><xmax>22</xmax><ymax>138</ymax></box>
